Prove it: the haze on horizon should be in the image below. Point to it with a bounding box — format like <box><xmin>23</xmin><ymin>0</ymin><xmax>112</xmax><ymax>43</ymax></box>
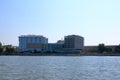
<box><xmin>0</xmin><ymin>0</ymin><xmax>120</xmax><ymax>46</ymax></box>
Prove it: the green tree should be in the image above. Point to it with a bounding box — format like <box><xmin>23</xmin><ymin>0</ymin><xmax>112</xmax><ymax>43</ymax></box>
<box><xmin>98</xmin><ymin>44</ymin><xmax>106</xmax><ymax>53</ymax></box>
<box><xmin>5</xmin><ymin>47</ymin><xmax>16</xmax><ymax>53</ymax></box>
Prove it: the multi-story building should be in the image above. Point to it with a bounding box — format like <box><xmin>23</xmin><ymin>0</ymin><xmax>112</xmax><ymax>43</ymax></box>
<box><xmin>18</xmin><ymin>34</ymin><xmax>84</xmax><ymax>53</ymax></box>
<box><xmin>19</xmin><ymin>35</ymin><xmax>48</xmax><ymax>52</ymax></box>
<box><xmin>64</xmin><ymin>35</ymin><xmax>84</xmax><ymax>51</ymax></box>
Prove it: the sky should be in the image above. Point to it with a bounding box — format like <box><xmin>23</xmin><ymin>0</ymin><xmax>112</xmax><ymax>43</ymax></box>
<box><xmin>0</xmin><ymin>0</ymin><xmax>120</xmax><ymax>46</ymax></box>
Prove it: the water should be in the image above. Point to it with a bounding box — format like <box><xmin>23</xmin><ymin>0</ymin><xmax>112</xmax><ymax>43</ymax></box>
<box><xmin>0</xmin><ymin>56</ymin><xmax>120</xmax><ymax>80</ymax></box>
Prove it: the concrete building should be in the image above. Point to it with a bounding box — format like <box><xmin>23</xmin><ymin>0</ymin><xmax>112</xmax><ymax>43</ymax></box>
<box><xmin>64</xmin><ymin>35</ymin><xmax>84</xmax><ymax>51</ymax></box>
<box><xmin>19</xmin><ymin>35</ymin><xmax>48</xmax><ymax>52</ymax></box>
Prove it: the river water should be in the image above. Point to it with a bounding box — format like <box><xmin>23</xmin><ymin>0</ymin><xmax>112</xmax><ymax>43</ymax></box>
<box><xmin>0</xmin><ymin>56</ymin><xmax>120</xmax><ymax>80</ymax></box>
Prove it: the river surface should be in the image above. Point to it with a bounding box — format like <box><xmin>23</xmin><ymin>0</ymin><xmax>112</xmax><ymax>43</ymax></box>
<box><xmin>0</xmin><ymin>56</ymin><xmax>120</xmax><ymax>80</ymax></box>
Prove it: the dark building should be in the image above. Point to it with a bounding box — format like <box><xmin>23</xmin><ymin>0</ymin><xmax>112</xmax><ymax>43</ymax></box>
<box><xmin>64</xmin><ymin>35</ymin><xmax>84</xmax><ymax>50</ymax></box>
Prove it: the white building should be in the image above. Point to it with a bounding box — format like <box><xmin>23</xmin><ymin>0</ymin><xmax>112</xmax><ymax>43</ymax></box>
<box><xmin>64</xmin><ymin>35</ymin><xmax>84</xmax><ymax>51</ymax></box>
<box><xmin>19</xmin><ymin>35</ymin><xmax>48</xmax><ymax>52</ymax></box>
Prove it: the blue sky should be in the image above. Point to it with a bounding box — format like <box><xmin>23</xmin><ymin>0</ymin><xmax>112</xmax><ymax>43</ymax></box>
<box><xmin>0</xmin><ymin>0</ymin><xmax>120</xmax><ymax>46</ymax></box>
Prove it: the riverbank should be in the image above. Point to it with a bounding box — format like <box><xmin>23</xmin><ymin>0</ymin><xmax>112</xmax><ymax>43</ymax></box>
<box><xmin>0</xmin><ymin>52</ymin><xmax>120</xmax><ymax>56</ymax></box>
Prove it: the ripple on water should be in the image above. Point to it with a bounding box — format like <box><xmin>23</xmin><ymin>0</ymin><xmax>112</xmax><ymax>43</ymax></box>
<box><xmin>0</xmin><ymin>56</ymin><xmax>120</xmax><ymax>80</ymax></box>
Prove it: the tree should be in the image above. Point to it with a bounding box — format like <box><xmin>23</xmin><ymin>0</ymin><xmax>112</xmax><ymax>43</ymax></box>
<box><xmin>105</xmin><ymin>48</ymin><xmax>112</xmax><ymax>53</ymax></box>
<box><xmin>0</xmin><ymin>47</ymin><xmax>3</xmax><ymax>53</ymax></box>
<box><xmin>5</xmin><ymin>47</ymin><xmax>16</xmax><ymax>53</ymax></box>
<box><xmin>98</xmin><ymin>44</ymin><xmax>106</xmax><ymax>53</ymax></box>
<box><xmin>114</xmin><ymin>45</ymin><xmax>120</xmax><ymax>53</ymax></box>
<box><xmin>0</xmin><ymin>42</ymin><xmax>3</xmax><ymax>53</ymax></box>
<box><xmin>0</xmin><ymin>42</ymin><xmax>2</xmax><ymax>47</ymax></box>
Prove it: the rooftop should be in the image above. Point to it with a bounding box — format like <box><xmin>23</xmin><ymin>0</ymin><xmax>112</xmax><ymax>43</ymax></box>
<box><xmin>65</xmin><ymin>35</ymin><xmax>84</xmax><ymax>38</ymax></box>
<box><xmin>19</xmin><ymin>35</ymin><xmax>46</xmax><ymax>38</ymax></box>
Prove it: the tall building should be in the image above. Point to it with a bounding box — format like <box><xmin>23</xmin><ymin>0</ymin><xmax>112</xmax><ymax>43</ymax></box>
<box><xmin>19</xmin><ymin>35</ymin><xmax>48</xmax><ymax>52</ymax></box>
<box><xmin>64</xmin><ymin>35</ymin><xmax>84</xmax><ymax>50</ymax></box>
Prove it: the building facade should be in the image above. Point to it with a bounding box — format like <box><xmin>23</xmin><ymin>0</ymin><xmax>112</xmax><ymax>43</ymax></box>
<box><xmin>64</xmin><ymin>35</ymin><xmax>84</xmax><ymax>50</ymax></box>
<box><xmin>44</xmin><ymin>43</ymin><xmax>63</xmax><ymax>53</ymax></box>
<box><xmin>19</xmin><ymin>35</ymin><xmax>48</xmax><ymax>52</ymax></box>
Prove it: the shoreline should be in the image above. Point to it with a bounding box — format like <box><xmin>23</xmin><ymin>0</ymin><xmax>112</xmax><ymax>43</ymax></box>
<box><xmin>0</xmin><ymin>52</ymin><xmax>120</xmax><ymax>56</ymax></box>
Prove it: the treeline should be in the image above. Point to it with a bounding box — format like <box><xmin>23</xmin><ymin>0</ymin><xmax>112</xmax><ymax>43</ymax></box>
<box><xmin>98</xmin><ymin>44</ymin><xmax>120</xmax><ymax>53</ymax></box>
<box><xmin>0</xmin><ymin>42</ymin><xmax>16</xmax><ymax>55</ymax></box>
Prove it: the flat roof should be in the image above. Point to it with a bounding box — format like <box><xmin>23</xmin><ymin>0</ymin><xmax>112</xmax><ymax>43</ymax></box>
<box><xmin>65</xmin><ymin>35</ymin><xmax>84</xmax><ymax>38</ymax></box>
<box><xmin>19</xmin><ymin>35</ymin><xmax>47</xmax><ymax>38</ymax></box>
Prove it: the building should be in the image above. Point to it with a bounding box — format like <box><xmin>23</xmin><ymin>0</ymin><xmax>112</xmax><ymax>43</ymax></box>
<box><xmin>84</xmin><ymin>46</ymin><xmax>98</xmax><ymax>53</ymax></box>
<box><xmin>19</xmin><ymin>35</ymin><xmax>48</xmax><ymax>52</ymax></box>
<box><xmin>18</xmin><ymin>34</ymin><xmax>84</xmax><ymax>53</ymax></box>
<box><xmin>44</xmin><ymin>43</ymin><xmax>63</xmax><ymax>53</ymax></box>
<box><xmin>44</xmin><ymin>35</ymin><xmax>84</xmax><ymax>53</ymax></box>
<box><xmin>57</xmin><ymin>40</ymin><xmax>64</xmax><ymax>44</ymax></box>
<box><xmin>84</xmin><ymin>45</ymin><xmax>116</xmax><ymax>53</ymax></box>
<box><xmin>64</xmin><ymin>35</ymin><xmax>84</xmax><ymax>52</ymax></box>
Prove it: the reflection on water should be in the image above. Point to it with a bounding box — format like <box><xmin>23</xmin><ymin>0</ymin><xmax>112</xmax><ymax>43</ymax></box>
<box><xmin>0</xmin><ymin>56</ymin><xmax>120</xmax><ymax>80</ymax></box>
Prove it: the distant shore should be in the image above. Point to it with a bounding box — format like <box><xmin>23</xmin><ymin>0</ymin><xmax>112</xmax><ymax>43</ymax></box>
<box><xmin>0</xmin><ymin>52</ymin><xmax>120</xmax><ymax>56</ymax></box>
